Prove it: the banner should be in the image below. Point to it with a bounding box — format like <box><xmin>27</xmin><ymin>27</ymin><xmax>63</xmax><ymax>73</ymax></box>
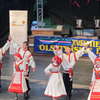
<box><xmin>34</xmin><ymin>36</ymin><xmax>100</xmax><ymax>56</ymax></box>
<box><xmin>9</xmin><ymin>10</ymin><xmax>28</xmax><ymax>54</ymax></box>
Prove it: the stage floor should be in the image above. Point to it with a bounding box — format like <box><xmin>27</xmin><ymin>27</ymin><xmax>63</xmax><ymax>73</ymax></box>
<box><xmin>0</xmin><ymin>54</ymin><xmax>91</xmax><ymax>100</ymax></box>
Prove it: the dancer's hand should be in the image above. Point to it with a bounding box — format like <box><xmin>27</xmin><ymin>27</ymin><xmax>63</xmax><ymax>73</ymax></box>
<box><xmin>45</xmin><ymin>72</ymin><xmax>51</xmax><ymax>76</ymax></box>
<box><xmin>8</xmin><ymin>35</ymin><xmax>12</xmax><ymax>41</ymax></box>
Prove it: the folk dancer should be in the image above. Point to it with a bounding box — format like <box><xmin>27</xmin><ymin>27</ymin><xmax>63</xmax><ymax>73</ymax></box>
<box><xmin>8</xmin><ymin>53</ymin><xmax>28</xmax><ymax>100</ymax></box>
<box><xmin>44</xmin><ymin>56</ymin><xmax>67</xmax><ymax>100</ymax></box>
<box><xmin>0</xmin><ymin>40</ymin><xmax>10</xmax><ymax>90</ymax></box>
<box><xmin>53</xmin><ymin>45</ymin><xmax>85</xmax><ymax>100</ymax></box>
<box><xmin>86</xmin><ymin>49</ymin><xmax>100</xmax><ymax>100</ymax></box>
<box><xmin>7</xmin><ymin>38</ymin><xmax>36</xmax><ymax>98</ymax></box>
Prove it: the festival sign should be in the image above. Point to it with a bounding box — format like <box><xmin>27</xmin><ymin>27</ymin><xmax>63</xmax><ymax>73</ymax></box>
<box><xmin>34</xmin><ymin>36</ymin><xmax>100</xmax><ymax>56</ymax></box>
<box><xmin>9</xmin><ymin>10</ymin><xmax>28</xmax><ymax>54</ymax></box>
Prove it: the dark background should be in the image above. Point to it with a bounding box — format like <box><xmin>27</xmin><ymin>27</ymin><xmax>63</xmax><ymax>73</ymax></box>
<box><xmin>0</xmin><ymin>0</ymin><xmax>35</xmax><ymax>46</ymax></box>
<box><xmin>47</xmin><ymin>0</ymin><xmax>100</xmax><ymax>17</ymax></box>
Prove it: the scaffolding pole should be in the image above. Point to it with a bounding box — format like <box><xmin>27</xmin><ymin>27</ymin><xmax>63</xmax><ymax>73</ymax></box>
<box><xmin>37</xmin><ymin>0</ymin><xmax>43</xmax><ymax>27</ymax></box>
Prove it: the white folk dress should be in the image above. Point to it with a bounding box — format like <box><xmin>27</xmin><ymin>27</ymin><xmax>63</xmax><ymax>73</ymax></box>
<box><xmin>8</xmin><ymin>60</ymin><xmax>28</xmax><ymax>94</ymax></box>
<box><xmin>10</xmin><ymin>41</ymin><xmax>36</xmax><ymax>74</ymax></box>
<box><xmin>44</xmin><ymin>63</ymin><xmax>67</xmax><ymax>98</ymax></box>
<box><xmin>87</xmin><ymin>49</ymin><xmax>100</xmax><ymax>100</ymax></box>
<box><xmin>87</xmin><ymin>65</ymin><xmax>100</xmax><ymax>100</ymax></box>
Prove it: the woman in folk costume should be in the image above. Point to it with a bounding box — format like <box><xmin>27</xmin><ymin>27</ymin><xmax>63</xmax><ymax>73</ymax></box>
<box><xmin>15</xmin><ymin>41</ymin><xmax>36</xmax><ymax>98</ymax></box>
<box><xmin>8</xmin><ymin>53</ymin><xmax>28</xmax><ymax>99</ymax></box>
<box><xmin>0</xmin><ymin>40</ymin><xmax>10</xmax><ymax>90</ymax></box>
<box><xmin>8</xmin><ymin>37</ymin><xmax>36</xmax><ymax>98</ymax></box>
<box><xmin>44</xmin><ymin>56</ymin><xmax>67</xmax><ymax>100</ymax></box>
<box><xmin>53</xmin><ymin>45</ymin><xmax>85</xmax><ymax>100</ymax></box>
<box><xmin>86</xmin><ymin>49</ymin><xmax>100</xmax><ymax>100</ymax></box>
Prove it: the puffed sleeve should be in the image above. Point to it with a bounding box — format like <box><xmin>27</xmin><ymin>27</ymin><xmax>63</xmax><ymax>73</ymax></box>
<box><xmin>75</xmin><ymin>47</ymin><xmax>85</xmax><ymax>60</ymax></box>
<box><xmin>2</xmin><ymin>40</ymin><xmax>10</xmax><ymax>54</ymax></box>
<box><xmin>44</xmin><ymin>64</ymin><xmax>52</xmax><ymax>74</ymax></box>
<box><xmin>26</xmin><ymin>51</ymin><xmax>36</xmax><ymax>70</ymax></box>
<box><xmin>86</xmin><ymin>49</ymin><xmax>96</xmax><ymax>64</ymax></box>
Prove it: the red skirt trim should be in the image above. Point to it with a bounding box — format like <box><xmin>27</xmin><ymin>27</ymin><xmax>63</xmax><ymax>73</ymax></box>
<box><xmin>50</xmin><ymin>72</ymin><xmax>60</xmax><ymax>73</ymax></box>
<box><xmin>90</xmin><ymin>92</ymin><xmax>100</xmax><ymax>99</ymax></box>
<box><xmin>8</xmin><ymin>72</ymin><xmax>23</xmax><ymax>94</ymax></box>
<box><xmin>44</xmin><ymin>94</ymin><xmax>66</xmax><ymax>98</ymax></box>
<box><xmin>8</xmin><ymin>84</ymin><xmax>22</xmax><ymax>93</ymax></box>
<box><xmin>96</xmin><ymin>77</ymin><xmax>100</xmax><ymax>79</ymax></box>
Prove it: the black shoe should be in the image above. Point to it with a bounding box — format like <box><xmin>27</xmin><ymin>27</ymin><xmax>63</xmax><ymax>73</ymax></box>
<box><xmin>24</xmin><ymin>93</ymin><xmax>29</xmax><ymax>100</ymax></box>
<box><xmin>65</xmin><ymin>96</ymin><xmax>71</xmax><ymax>100</ymax></box>
<box><xmin>68</xmin><ymin>96</ymin><xmax>71</xmax><ymax>100</ymax></box>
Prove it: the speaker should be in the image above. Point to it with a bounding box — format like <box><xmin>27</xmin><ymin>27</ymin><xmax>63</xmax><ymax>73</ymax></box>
<box><xmin>76</xmin><ymin>19</ymin><xmax>82</xmax><ymax>28</ymax></box>
<box><xmin>95</xmin><ymin>19</ymin><xmax>100</xmax><ymax>28</ymax></box>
